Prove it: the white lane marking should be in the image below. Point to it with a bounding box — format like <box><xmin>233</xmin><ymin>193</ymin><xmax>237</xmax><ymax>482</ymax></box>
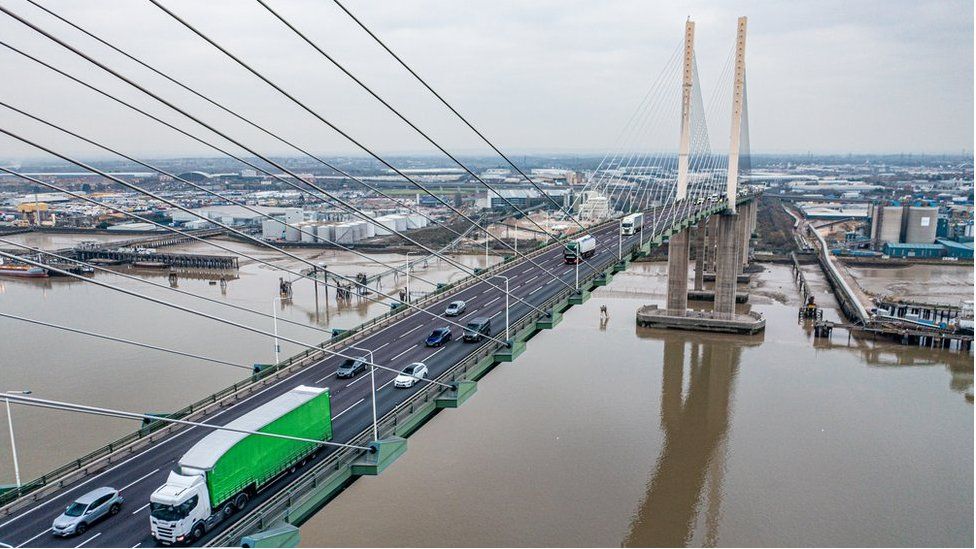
<box><xmin>131</xmin><ymin>503</ymin><xmax>150</xmax><ymax>516</ymax></box>
<box><xmin>421</xmin><ymin>347</ymin><xmax>446</xmax><ymax>363</ymax></box>
<box><xmin>132</xmin><ymin>543</ymin><xmax>142</xmax><ymax>548</ymax></box>
<box><xmin>401</xmin><ymin>324</ymin><xmax>424</xmax><ymax>336</ymax></box>
<box><xmin>480</xmin><ymin>288</ymin><xmax>491</xmax><ymax>295</ymax></box>
<box><xmin>345</xmin><ymin>374</ymin><xmax>370</xmax><ymax>388</ymax></box>
<box><xmin>118</xmin><ymin>468</ymin><xmax>160</xmax><ymax>492</ymax></box>
<box><xmin>483</xmin><ymin>296</ymin><xmax>500</xmax><ymax>307</ymax></box>
<box><xmin>529</xmin><ymin>286</ymin><xmax>544</xmax><ymax>295</ymax></box>
<box><xmin>333</xmin><ymin>398</ymin><xmax>365</xmax><ymax>420</ymax></box>
<box><xmin>75</xmin><ymin>533</ymin><xmax>100</xmax><ymax>548</ymax></box>
<box><xmin>390</xmin><ymin>344</ymin><xmax>418</xmax><ymax>361</ymax></box>
<box><xmin>378</xmin><ymin>377</ymin><xmax>397</xmax><ymax>391</ymax></box>
<box><xmin>15</xmin><ymin>528</ymin><xmax>50</xmax><ymax>547</ymax></box>
<box><xmin>522</xmin><ymin>275</ymin><xmax>539</xmax><ymax>285</ymax></box>
<box><xmin>314</xmin><ymin>369</ymin><xmax>339</xmax><ymax>383</ymax></box>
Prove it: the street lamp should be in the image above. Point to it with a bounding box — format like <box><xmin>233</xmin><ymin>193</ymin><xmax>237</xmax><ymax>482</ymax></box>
<box><xmin>491</xmin><ymin>275</ymin><xmax>510</xmax><ymax>342</ymax></box>
<box><xmin>346</xmin><ymin>346</ymin><xmax>377</xmax><ymax>441</ymax></box>
<box><xmin>4</xmin><ymin>389</ymin><xmax>31</xmax><ymax>488</ymax></box>
<box><xmin>403</xmin><ymin>252</ymin><xmax>413</xmax><ymax>305</ymax></box>
<box><xmin>272</xmin><ymin>296</ymin><xmax>282</xmax><ymax>364</ymax></box>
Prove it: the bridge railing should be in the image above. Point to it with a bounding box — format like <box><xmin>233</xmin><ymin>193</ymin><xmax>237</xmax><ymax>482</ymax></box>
<box><xmin>208</xmin><ymin>248</ymin><xmax>608</xmax><ymax>546</ymax></box>
<box><xmin>0</xmin><ymin>208</ymin><xmax>610</xmax><ymax>514</ymax></box>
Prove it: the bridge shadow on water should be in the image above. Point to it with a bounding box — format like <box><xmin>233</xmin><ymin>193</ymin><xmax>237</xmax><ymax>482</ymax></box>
<box><xmin>624</xmin><ymin>327</ymin><xmax>763</xmax><ymax>547</ymax></box>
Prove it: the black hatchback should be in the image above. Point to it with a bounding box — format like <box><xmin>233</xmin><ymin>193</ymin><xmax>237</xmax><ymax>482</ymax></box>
<box><xmin>336</xmin><ymin>356</ymin><xmax>369</xmax><ymax>378</ymax></box>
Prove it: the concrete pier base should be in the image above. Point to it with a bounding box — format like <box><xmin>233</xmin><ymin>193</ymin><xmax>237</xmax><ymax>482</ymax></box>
<box><xmin>688</xmin><ymin>289</ymin><xmax>749</xmax><ymax>303</ymax></box>
<box><xmin>665</xmin><ymin>229</ymin><xmax>691</xmax><ymax>314</ymax></box>
<box><xmin>636</xmin><ymin>305</ymin><xmax>765</xmax><ymax>334</ymax></box>
<box><xmin>702</xmin><ymin>272</ymin><xmax>752</xmax><ymax>283</ymax></box>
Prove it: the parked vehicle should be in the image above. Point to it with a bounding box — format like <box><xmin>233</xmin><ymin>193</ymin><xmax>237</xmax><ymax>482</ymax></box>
<box><xmin>394</xmin><ymin>362</ymin><xmax>428</xmax><ymax>388</ymax></box>
<box><xmin>149</xmin><ymin>386</ymin><xmax>331</xmax><ymax>545</ymax></box>
<box><xmin>53</xmin><ymin>487</ymin><xmax>124</xmax><ymax>537</ymax></box>
<box><xmin>563</xmin><ymin>235</ymin><xmax>597</xmax><ymax>264</ymax></box>
<box><xmin>463</xmin><ymin>317</ymin><xmax>492</xmax><ymax>342</ymax></box>
<box><xmin>621</xmin><ymin>213</ymin><xmax>643</xmax><ymax>236</ymax></box>
<box><xmin>336</xmin><ymin>356</ymin><xmax>369</xmax><ymax>379</ymax></box>
<box><xmin>425</xmin><ymin>327</ymin><xmax>453</xmax><ymax>347</ymax></box>
<box><xmin>444</xmin><ymin>300</ymin><xmax>466</xmax><ymax>316</ymax></box>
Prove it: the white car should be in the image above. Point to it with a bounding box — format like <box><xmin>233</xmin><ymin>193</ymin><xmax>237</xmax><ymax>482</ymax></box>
<box><xmin>445</xmin><ymin>300</ymin><xmax>466</xmax><ymax>316</ymax></box>
<box><xmin>394</xmin><ymin>362</ymin><xmax>428</xmax><ymax>388</ymax></box>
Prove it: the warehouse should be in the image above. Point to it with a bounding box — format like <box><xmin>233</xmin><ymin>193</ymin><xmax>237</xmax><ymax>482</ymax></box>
<box><xmin>937</xmin><ymin>239</ymin><xmax>974</xmax><ymax>260</ymax></box>
<box><xmin>882</xmin><ymin>243</ymin><xmax>944</xmax><ymax>259</ymax></box>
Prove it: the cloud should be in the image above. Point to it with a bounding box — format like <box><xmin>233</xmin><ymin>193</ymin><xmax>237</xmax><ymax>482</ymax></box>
<box><xmin>0</xmin><ymin>0</ymin><xmax>971</xmax><ymax>162</ymax></box>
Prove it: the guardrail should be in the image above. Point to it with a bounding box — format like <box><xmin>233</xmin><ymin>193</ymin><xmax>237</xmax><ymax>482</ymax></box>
<box><xmin>0</xmin><ymin>195</ymin><xmax>760</xmax><ymax>517</ymax></box>
<box><xmin>208</xmin><ymin>235</ymin><xmax>613</xmax><ymax>546</ymax></box>
<box><xmin>0</xmin><ymin>208</ymin><xmax>608</xmax><ymax>514</ymax></box>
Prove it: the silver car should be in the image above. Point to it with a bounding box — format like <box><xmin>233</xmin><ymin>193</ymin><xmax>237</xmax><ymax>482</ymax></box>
<box><xmin>52</xmin><ymin>486</ymin><xmax>124</xmax><ymax>537</ymax></box>
<box><xmin>445</xmin><ymin>300</ymin><xmax>466</xmax><ymax>316</ymax></box>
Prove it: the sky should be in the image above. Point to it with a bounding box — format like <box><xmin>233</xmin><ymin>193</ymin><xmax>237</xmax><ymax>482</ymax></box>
<box><xmin>0</xmin><ymin>0</ymin><xmax>972</xmax><ymax>162</ymax></box>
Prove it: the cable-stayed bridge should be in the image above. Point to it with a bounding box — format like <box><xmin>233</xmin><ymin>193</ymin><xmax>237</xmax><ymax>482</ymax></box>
<box><xmin>0</xmin><ymin>5</ymin><xmax>760</xmax><ymax>547</ymax></box>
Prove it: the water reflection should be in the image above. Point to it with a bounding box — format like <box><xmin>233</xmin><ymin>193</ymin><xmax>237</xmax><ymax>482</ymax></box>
<box><xmin>625</xmin><ymin>329</ymin><xmax>762</xmax><ymax>547</ymax></box>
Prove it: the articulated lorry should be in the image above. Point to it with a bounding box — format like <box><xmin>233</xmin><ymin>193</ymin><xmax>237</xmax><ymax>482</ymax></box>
<box><xmin>621</xmin><ymin>213</ymin><xmax>643</xmax><ymax>236</ymax></box>
<box><xmin>564</xmin><ymin>235</ymin><xmax>597</xmax><ymax>264</ymax></box>
<box><xmin>149</xmin><ymin>385</ymin><xmax>332</xmax><ymax>545</ymax></box>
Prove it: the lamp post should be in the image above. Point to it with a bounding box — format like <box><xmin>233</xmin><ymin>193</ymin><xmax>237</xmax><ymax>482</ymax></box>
<box><xmin>272</xmin><ymin>296</ymin><xmax>282</xmax><ymax>364</ymax></box>
<box><xmin>618</xmin><ymin>218</ymin><xmax>623</xmax><ymax>261</ymax></box>
<box><xmin>4</xmin><ymin>389</ymin><xmax>30</xmax><ymax>488</ymax></box>
<box><xmin>403</xmin><ymin>252</ymin><xmax>413</xmax><ymax>305</ymax></box>
<box><xmin>346</xmin><ymin>346</ymin><xmax>377</xmax><ymax>441</ymax></box>
<box><xmin>491</xmin><ymin>275</ymin><xmax>510</xmax><ymax>342</ymax></box>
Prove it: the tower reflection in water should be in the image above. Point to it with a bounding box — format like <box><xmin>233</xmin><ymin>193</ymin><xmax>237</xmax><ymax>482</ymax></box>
<box><xmin>625</xmin><ymin>327</ymin><xmax>763</xmax><ymax>547</ymax></box>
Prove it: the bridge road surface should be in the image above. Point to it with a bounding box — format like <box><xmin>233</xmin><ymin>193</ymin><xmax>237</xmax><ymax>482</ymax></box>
<box><xmin>0</xmin><ymin>204</ymin><xmax>705</xmax><ymax>548</ymax></box>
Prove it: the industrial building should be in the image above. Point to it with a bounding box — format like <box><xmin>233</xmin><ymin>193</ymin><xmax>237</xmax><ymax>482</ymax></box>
<box><xmin>883</xmin><ymin>243</ymin><xmax>945</xmax><ymax>259</ymax></box>
<box><xmin>869</xmin><ymin>202</ymin><xmax>941</xmax><ymax>248</ymax></box>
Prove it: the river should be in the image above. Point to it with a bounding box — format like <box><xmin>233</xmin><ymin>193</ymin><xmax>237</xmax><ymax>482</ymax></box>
<box><xmin>0</xmin><ymin>236</ymin><xmax>971</xmax><ymax>546</ymax></box>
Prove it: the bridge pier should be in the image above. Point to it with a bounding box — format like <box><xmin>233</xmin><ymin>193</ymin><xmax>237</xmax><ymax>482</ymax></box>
<box><xmin>714</xmin><ymin>212</ymin><xmax>740</xmax><ymax>318</ymax></box>
<box><xmin>693</xmin><ymin>223</ymin><xmax>706</xmax><ymax>291</ymax></box>
<box><xmin>666</xmin><ymin>228</ymin><xmax>691</xmax><ymax>314</ymax></box>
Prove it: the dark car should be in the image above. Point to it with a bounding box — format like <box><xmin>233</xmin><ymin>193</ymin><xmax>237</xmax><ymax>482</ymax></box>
<box><xmin>425</xmin><ymin>327</ymin><xmax>453</xmax><ymax>347</ymax></box>
<box><xmin>336</xmin><ymin>356</ymin><xmax>369</xmax><ymax>378</ymax></box>
<box><xmin>463</xmin><ymin>318</ymin><xmax>491</xmax><ymax>342</ymax></box>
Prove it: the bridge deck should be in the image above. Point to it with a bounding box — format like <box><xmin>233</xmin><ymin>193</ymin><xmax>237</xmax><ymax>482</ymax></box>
<box><xmin>0</xmin><ymin>196</ymin><xmax>758</xmax><ymax>548</ymax></box>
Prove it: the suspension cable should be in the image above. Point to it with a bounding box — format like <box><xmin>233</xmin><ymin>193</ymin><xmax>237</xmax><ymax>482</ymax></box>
<box><xmin>0</xmin><ymin>10</ymin><xmax>560</xmax><ymax>316</ymax></box>
<box><xmin>18</xmin><ymin>0</ymin><xmax>494</xmax><ymax>265</ymax></box>
<box><xmin>0</xmin><ymin>250</ymin><xmax>456</xmax><ymax>389</ymax></box>
<box><xmin>145</xmin><ymin>0</ymin><xmax>597</xmax><ymax>289</ymax></box>
<box><xmin>0</xmin><ymin>393</ymin><xmax>370</xmax><ymax>451</ymax></box>
<box><xmin>0</xmin><ymin>312</ymin><xmax>250</xmax><ymax>370</ymax></box>
<box><xmin>0</xmin><ymin>167</ymin><xmax>514</xmax><ymax>349</ymax></box>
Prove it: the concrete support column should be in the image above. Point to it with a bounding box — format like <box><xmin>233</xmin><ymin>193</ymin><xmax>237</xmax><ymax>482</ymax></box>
<box><xmin>666</xmin><ymin>228</ymin><xmax>691</xmax><ymax>314</ymax></box>
<box><xmin>738</xmin><ymin>201</ymin><xmax>752</xmax><ymax>271</ymax></box>
<box><xmin>693</xmin><ymin>222</ymin><xmax>706</xmax><ymax>291</ymax></box>
<box><xmin>714</xmin><ymin>213</ymin><xmax>740</xmax><ymax>318</ymax></box>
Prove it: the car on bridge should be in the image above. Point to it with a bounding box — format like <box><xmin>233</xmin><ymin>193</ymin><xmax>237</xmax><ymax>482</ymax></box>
<box><xmin>394</xmin><ymin>362</ymin><xmax>428</xmax><ymax>388</ymax></box>
<box><xmin>52</xmin><ymin>486</ymin><xmax>124</xmax><ymax>537</ymax></box>
<box><xmin>463</xmin><ymin>317</ymin><xmax>492</xmax><ymax>342</ymax></box>
<box><xmin>444</xmin><ymin>300</ymin><xmax>466</xmax><ymax>316</ymax></box>
<box><xmin>425</xmin><ymin>327</ymin><xmax>453</xmax><ymax>347</ymax></box>
<box><xmin>336</xmin><ymin>356</ymin><xmax>369</xmax><ymax>378</ymax></box>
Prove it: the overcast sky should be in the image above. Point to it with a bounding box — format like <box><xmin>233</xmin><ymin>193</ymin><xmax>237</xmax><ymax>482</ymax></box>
<box><xmin>0</xmin><ymin>0</ymin><xmax>972</xmax><ymax>162</ymax></box>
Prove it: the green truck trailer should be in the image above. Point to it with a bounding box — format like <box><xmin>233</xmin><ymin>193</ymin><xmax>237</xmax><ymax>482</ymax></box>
<box><xmin>149</xmin><ymin>385</ymin><xmax>332</xmax><ymax>545</ymax></box>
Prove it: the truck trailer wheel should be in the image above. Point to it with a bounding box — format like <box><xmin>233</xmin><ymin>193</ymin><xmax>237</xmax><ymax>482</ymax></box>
<box><xmin>233</xmin><ymin>493</ymin><xmax>249</xmax><ymax>511</ymax></box>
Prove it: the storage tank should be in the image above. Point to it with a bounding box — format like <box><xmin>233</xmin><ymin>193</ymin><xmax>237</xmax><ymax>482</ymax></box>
<box><xmin>333</xmin><ymin>223</ymin><xmax>355</xmax><ymax>244</ymax></box>
<box><xmin>406</xmin><ymin>214</ymin><xmax>424</xmax><ymax>230</ymax></box>
<box><xmin>363</xmin><ymin>221</ymin><xmax>376</xmax><ymax>238</ymax></box>
<box><xmin>371</xmin><ymin>215</ymin><xmax>394</xmax><ymax>236</ymax></box>
<box><xmin>316</xmin><ymin>223</ymin><xmax>335</xmax><ymax>243</ymax></box>
<box><xmin>873</xmin><ymin>205</ymin><xmax>903</xmax><ymax>244</ymax></box>
<box><xmin>904</xmin><ymin>206</ymin><xmax>938</xmax><ymax>244</ymax></box>
<box><xmin>393</xmin><ymin>215</ymin><xmax>408</xmax><ymax>232</ymax></box>
<box><xmin>300</xmin><ymin>222</ymin><xmax>318</xmax><ymax>243</ymax></box>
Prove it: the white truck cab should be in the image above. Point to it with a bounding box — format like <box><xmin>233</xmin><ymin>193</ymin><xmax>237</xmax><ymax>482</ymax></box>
<box><xmin>149</xmin><ymin>471</ymin><xmax>212</xmax><ymax>545</ymax></box>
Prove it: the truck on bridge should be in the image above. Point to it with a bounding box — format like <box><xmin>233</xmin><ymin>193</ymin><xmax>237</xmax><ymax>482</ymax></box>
<box><xmin>620</xmin><ymin>213</ymin><xmax>643</xmax><ymax>236</ymax></box>
<box><xmin>563</xmin><ymin>235</ymin><xmax>596</xmax><ymax>264</ymax></box>
<box><xmin>149</xmin><ymin>385</ymin><xmax>332</xmax><ymax>545</ymax></box>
